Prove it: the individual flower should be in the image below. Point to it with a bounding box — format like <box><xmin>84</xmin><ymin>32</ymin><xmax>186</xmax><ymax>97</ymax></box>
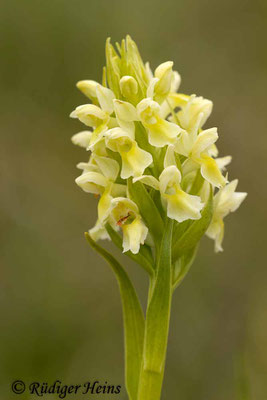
<box><xmin>108</xmin><ymin>197</ymin><xmax>148</xmax><ymax>254</ymax></box>
<box><xmin>75</xmin><ymin>154</ymin><xmax>125</xmax><ymax>195</ymax></box>
<box><xmin>137</xmin><ymin>98</ymin><xmax>183</xmax><ymax>147</ymax></box>
<box><xmin>175</xmin><ymin>113</ymin><xmax>227</xmax><ymax>187</ymax></box>
<box><xmin>70</xmin><ymin>84</ymin><xmax>116</xmax><ymax>150</ymax></box>
<box><xmin>206</xmin><ymin>180</ymin><xmax>247</xmax><ymax>251</ymax></box>
<box><xmin>75</xmin><ymin>155</ymin><xmax>126</xmax><ymax>241</ymax></box>
<box><xmin>176</xmin><ymin>94</ymin><xmax>213</xmax><ymax>132</ymax></box>
<box><xmin>159</xmin><ymin>165</ymin><xmax>204</xmax><ymax>222</ymax></box>
<box><xmin>146</xmin><ymin>61</ymin><xmax>177</xmax><ymax>104</ymax></box>
<box><xmin>105</xmin><ymin>127</ymin><xmax>153</xmax><ymax>179</ymax></box>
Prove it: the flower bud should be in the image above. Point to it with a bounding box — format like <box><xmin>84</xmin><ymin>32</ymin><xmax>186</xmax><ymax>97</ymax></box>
<box><xmin>120</xmin><ymin>76</ymin><xmax>138</xmax><ymax>99</ymax></box>
<box><xmin>154</xmin><ymin>61</ymin><xmax>174</xmax><ymax>102</ymax></box>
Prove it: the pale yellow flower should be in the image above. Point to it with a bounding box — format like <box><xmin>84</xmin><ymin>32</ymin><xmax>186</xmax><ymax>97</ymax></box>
<box><xmin>75</xmin><ymin>154</ymin><xmax>125</xmax><ymax>197</ymax></box>
<box><xmin>105</xmin><ymin>127</ymin><xmax>152</xmax><ymax>179</ymax></box>
<box><xmin>134</xmin><ymin>162</ymin><xmax>204</xmax><ymax>223</ymax></box>
<box><xmin>70</xmin><ymin>84</ymin><xmax>116</xmax><ymax>149</ymax></box>
<box><xmin>137</xmin><ymin>98</ymin><xmax>183</xmax><ymax>147</ymax></box>
<box><xmin>109</xmin><ymin>197</ymin><xmax>148</xmax><ymax>254</ymax></box>
<box><xmin>177</xmin><ymin>94</ymin><xmax>213</xmax><ymax>132</ymax></box>
<box><xmin>206</xmin><ymin>180</ymin><xmax>247</xmax><ymax>251</ymax></box>
<box><xmin>175</xmin><ymin>113</ymin><xmax>227</xmax><ymax>187</ymax></box>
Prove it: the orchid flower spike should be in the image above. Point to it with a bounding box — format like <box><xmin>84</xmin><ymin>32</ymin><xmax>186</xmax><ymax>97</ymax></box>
<box><xmin>71</xmin><ymin>35</ymin><xmax>246</xmax><ymax>257</ymax></box>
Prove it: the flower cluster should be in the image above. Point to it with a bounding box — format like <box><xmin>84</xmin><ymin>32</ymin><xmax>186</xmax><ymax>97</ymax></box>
<box><xmin>71</xmin><ymin>36</ymin><xmax>246</xmax><ymax>255</ymax></box>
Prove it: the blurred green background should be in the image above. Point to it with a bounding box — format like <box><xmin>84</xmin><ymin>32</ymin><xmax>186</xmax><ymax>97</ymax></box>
<box><xmin>1</xmin><ymin>0</ymin><xmax>266</xmax><ymax>398</ymax></box>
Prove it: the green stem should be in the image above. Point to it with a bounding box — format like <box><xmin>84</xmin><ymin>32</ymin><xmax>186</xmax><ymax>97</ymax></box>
<box><xmin>137</xmin><ymin>369</ymin><xmax>164</xmax><ymax>400</ymax></box>
<box><xmin>138</xmin><ymin>277</ymin><xmax>169</xmax><ymax>400</ymax></box>
<box><xmin>137</xmin><ymin>296</ymin><xmax>171</xmax><ymax>400</ymax></box>
<box><xmin>137</xmin><ymin>219</ymin><xmax>173</xmax><ymax>400</ymax></box>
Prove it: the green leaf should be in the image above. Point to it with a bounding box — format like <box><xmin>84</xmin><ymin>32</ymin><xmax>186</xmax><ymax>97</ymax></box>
<box><xmin>85</xmin><ymin>233</ymin><xmax>144</xmax><ymax>400</ymax></box>
<box><xmin>105</xmin><ymin>224</ymin><xmax>154</xmax><ymax>276</ymax></box>
<box><xmin>172</xmin><ymin>244</ymin><xmax>199</xmax><ymax>291</ymax></box>
<box><xmin>172</xmin><ymin>219</ymin><xmax>193</xmax><ymax>246</ymax></box>
<box><xmin>172</xmin><ymin>186</ymin><xmax>213</xmax><ymax>262</ymax></box>
<box><xmin>142</xmin><ymin>218</ymin><xmax>173</xmax><ymax>373</ymax></box>
<box><xmin>127</xmin><ymin>179</ymin><xmax>164</xmax><ymax>248</ymax></box>
<box><xmin>150</xmin><ymin>188</ymin><xmax>166</xmax><ymax>220</ymax></box>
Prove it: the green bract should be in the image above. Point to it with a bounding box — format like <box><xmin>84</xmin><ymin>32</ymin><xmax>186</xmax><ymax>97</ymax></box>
<box><xmin>71</xmin><ymin>36</ymin><xmax>247</xmax><ymax>400</ymax></box>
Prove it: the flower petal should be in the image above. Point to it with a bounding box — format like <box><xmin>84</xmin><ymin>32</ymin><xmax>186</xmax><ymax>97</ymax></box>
<box><xmin>216</xmin><ymin>156</ymin><xmax>232</xmax><ymax>171</ymax></box>
<box><xmin>120</xmin><ymin>142</ymin><xmax>153</xmax><ymax>179</ymax></box>
<box><xmin>98</xmin><ymin>186</ymin><xmax>113</xmax><ymax>222</ymax></box>
<box><xmin>164</xmin><ymin>190</ymin><xmax>203</xmax><ymax>222</ymax></box>
<box><xmin>208</xmin><ymin>143</ymin><xmax>219</xmax><ymax>157</ymax></box>
<box><xmin>93</xmin><ymin>155</ymin><xmax>120</xmax><ymax>181</ymax></box>
<box><xmin>159</xmin><ymin>165</ymin><xmax>182</xmax><ymax>193</ymax></box>
<box><xmin>200</xmin><ymin>155</ymin><xmax>227</xmax><ymax>188</ymax></box>
<box><xmin>154</xmin><ymin>61</ymin><xmax>174</xmax><ymax>101</ymax></box>
<box><xmin>137</xmin><ymin>98</ymin><xmax>160</xmax><ymax>125</ymax></box>
<box><xmin>111</xmin><ymin>197</ymin><xmax>139</xmax><ymax>217</ymax></box>
<box><xmin>168</xmin><ymin>93</ymin><xmax>189</xmax><ymax>109</ymax></box>
<box><xmin>170</xmin><ymin>71</ymin><xmax>181</xmax><ymax>93</ymax></box>
<box><xmin>122</xmin><ymin>217</ymin><xmax>148</xmax><ymax>254</ymax></box>
<box><xmin>182</xmin><ymin>158</ymin><xmax>199</xmax><ymax>176</ymax></box>
<box><xmin>164</xmin><ymin>145</ymin><xmax>177</xmax><ymax>168</ymax></box>
<box><xmin>133</xmin><ymin>175</ymin><xmax>160</xmax><ymax>190</ymax></box>
<box><xmin>206</xmin><ymin>218</ymin><xmax>224</xmax><ymax>252</ymax></box>
<box><xmin>89</xmin><ymin>220</ymin><xmax>110</xmax><ymax>241</ymax></box>
<box><xmin>174</xmin><ymin>130</ymin><xmax>193</xmax><ymax>157</ymax></box>
<box><xmin>146</xmin><ymin>77</ymin><xmax>159</xmax><ymax>99</ymax></box>
<box><xmin>105</xmin><ymin>128</ymin><xmax>152</xmax><ymax>179</ymax></box>
<box><xmin>178</xmin><ymin>95</ymin><xmax>213</xmax><ymax>131</ymax></box>
<box><xmin>105</xmin><ymin>127</ymin><xmax>134</xmax><ymax>150</ymax></box>
<box><xmin>147</xmin><ymin>118</ymin><xmax>183</xmax><ymax>147</ymax></box>
<box><xmin>113</xmin><ymin>99</ymin><xmax>138</xmax><ymax>121</ymax></box>
<box><xmin>76</xmin><ymin>80</ymin><xmax>98</xmax><ymax>101</ymax></box>
<box><xmin>75</xmin><ymin>171</ymin><xmax>108</xmax><ymax>194</ymax></box>
<box><xmin>110</xmin><ymin>196</ymin><xmax>149</xmax><ymax>254</ymax></box>
<box><xmin>192</xmin><ymin>128</ymin><xmax>218</xmax><ymax>157</ymax></box>
<box><xmin>96</xmin><ymin>85</ymin><xmax>115</xmax><ymax>114</ymax></box>
<box><xmin>215</xmin><ymin>179</ymin><xmax>247</xmax><ymax>217</ymax></box>
<box><xmin>71</xmin><ymin>131</ymin><xmax>92</xmax><ymax>148</ymax></box>
<box><xmin>70</xmin><ymin>104</ymin><xmax>108</xmax><ymax>127</ymax></box>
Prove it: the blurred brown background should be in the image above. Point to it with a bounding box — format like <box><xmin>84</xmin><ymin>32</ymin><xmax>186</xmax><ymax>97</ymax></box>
<box><xmin>0</xmin><ymin>0</ymin><xmax>266</xmax><ymax>399</ymax></box>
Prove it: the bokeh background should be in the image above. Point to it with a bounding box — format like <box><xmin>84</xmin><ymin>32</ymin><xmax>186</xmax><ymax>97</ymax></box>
<box><xmin>1</xmin><ymin>0</ymin><xmax>267</xmax><ymax>399</ymax></box>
